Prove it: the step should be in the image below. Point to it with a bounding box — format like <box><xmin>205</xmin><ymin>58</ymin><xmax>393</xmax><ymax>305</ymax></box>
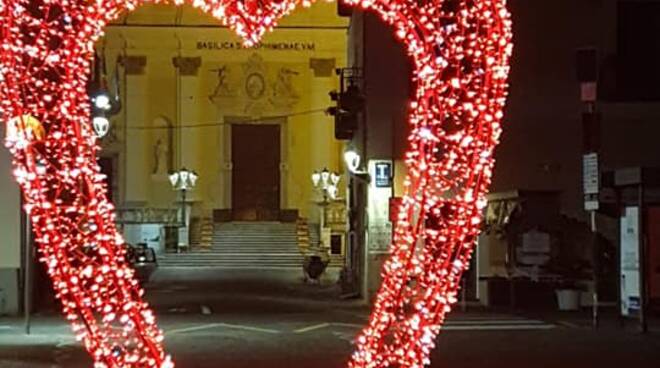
<box><xmin>213</xmin><ymin>235</ymin><xmax>298</xmax><ymax>238</ymax></box>
<box><xmin>160</xmin><ymin>256</ymin><xmax>303</xmax><ymax>260</ymax></box>
<box><xmin>158</xmin><ymin>262</ymin><xmax>304</xmax><ymax>267</ymax></box>
<box><xmin>158</xmin><ymin>260</ymin><xmax>304</xmax><ymax>265</ymax></box>
<box><xmin>158</xmin><ymin>266</ymin><xmax>304</xmax><ymax>269</ymax></box>
<box><xmin>158</xmin><ymin>253</ymin><xmax>303</xmax><ymax>258</ymax></box>
<box><xmin>183</xmin><ymin>221</ymin><xmax>301</xmax><ymax>268</ymax></box>
<box><xmin>158</xmin><ymin>261</ymin><xmax>303</xmax><ymax>268</ymax></box>
<box><xmin>209</xmin><ymin>245</ymin><xmax>299</xmax><ymax>248</ymax></box>
<box><xmin>215</xmin><ymin>235</ymin><xmax>295</xmax><ymax>237</ymax></box>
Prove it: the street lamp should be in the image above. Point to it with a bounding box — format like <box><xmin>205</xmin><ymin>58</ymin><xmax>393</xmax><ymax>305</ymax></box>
<box><xmin>312</xmin><ymin>168</ymin><xmax>341</xmax><ymax>248</ymax></box>
<box><xmin>89</xmin><ymin>50</ymin><xmax>121</xmax><ymax>138</ymax></box>
<box><xmin>343</xmin><ymin>148</ymin><xmax>370</xmax><ymax>181</ymax></box>
<box><xmin>312</xmin><ymin>168</ymin><xmax>341</xmax><ymax>202</ymax></box>
<box><xmin>169</xmin><ymin>168</ymin><xmax>198</xmax><ymax>252</ymax></box>
<box><xmin>169</xmin><ymin>167</ymin><xmax>198</xmax><ymax>191</ymax></box>
<box><xmin>92</xmin><ymin>115</ymin><xmax>110</xmax><ymax>138</ymax></box>
<box><xmin>344</xmin><ymin>149</ymin><xmax>361</xmax><ymax>174</ymax></box>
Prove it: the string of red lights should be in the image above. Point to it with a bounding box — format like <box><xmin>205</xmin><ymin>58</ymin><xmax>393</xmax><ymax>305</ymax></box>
<box><xmin>0</xmin><ymin>0</ymin><xmax>512</xmax><ymax>367</ymax></box>
<box><xmin>345</xmin><ymin>2</ymin><xmax>512</xmax><ymax>367</ymax></box>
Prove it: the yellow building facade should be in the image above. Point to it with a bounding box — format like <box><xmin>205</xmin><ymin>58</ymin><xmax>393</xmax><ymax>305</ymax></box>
<box><xmin>99</xmin><ymin>3</ymin><xmax>348</xmax><ymax>225</ymax></box>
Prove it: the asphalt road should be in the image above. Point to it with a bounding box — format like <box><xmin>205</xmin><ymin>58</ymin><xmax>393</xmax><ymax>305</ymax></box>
<box><xmin>1</xmin><ymin>268</ymin><xmax>658</xmax><ymax>368</ymax></box>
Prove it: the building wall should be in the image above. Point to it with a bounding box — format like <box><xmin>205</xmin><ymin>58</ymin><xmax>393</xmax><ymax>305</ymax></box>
<box><xmin>346</xmin><ymin>11</ymin><xmax>412</xmax><ymax>299</ymax></box>
<box><xmin>348</xmin><ymin>0</ymin><xmax>660</xmax><ymax>301</ymax></box>
<box><xmin>351</xmin><ymin>0</ymin><xmax>660</xmax><ymax>222</ymax></box>
<box><xmin>0</xmin><ymin>124</ymin><xmax>22</xmax><ymax>315</ymax></box>
<box><xmin>101</xmin><ymin>3</ymin><xmax>349</xmax><ymax>220</ymax></box>
<box><xmin>500</xmin><ymin>0</ymin><xmax>660</xmax><ymax>217</ymax></box>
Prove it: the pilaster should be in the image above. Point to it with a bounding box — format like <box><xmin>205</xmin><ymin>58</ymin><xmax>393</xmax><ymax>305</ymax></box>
<box><xmin>123</xmin><ymin>55</ymin><xmax>149</xmax><ymax>205</ymax></box>
<box><xmin>173</xmin><ymin>56</ymin><xmax>203</xmax><ymax>202</ymax></box>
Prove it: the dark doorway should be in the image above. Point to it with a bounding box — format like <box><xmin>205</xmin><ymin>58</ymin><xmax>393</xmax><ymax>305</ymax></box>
<box><xmin>232</xmin><ymin>124</ymin><xmax>281</xmax><ymax>221</ymax></box>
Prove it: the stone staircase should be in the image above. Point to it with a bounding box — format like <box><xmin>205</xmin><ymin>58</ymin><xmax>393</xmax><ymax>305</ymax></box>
<box><xmin>158</xmin><ymin>222</ymin><xmax>304</xmax><ymax>269</ymax></box>
<box><xmin>189</xmin><ymin>217</ymin><xmax>214</xmax><ymax>250</ymax></box>
<box><xmin>296</xmin><ymin>218</ymin><xmax>312</xmax><ymax>255</ymax></box>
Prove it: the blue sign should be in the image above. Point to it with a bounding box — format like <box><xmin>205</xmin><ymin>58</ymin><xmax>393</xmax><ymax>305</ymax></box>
<box><xmin>374</xmin><ymin>162</ymin><xmax>392</xmax><ymax>188</ymax></box>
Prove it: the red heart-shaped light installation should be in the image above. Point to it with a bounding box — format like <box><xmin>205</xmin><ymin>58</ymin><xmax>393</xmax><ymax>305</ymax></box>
<box><xmin>0</xmin><ymin>0</ymin><xmax>512</xmax><ymax>367</ymax></box>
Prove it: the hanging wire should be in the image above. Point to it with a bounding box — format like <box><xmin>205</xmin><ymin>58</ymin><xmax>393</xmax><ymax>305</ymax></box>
<box><xmin>124</xmin><ymin>107</ymin><xmax>329</xmax><ymax>130</ymax></box>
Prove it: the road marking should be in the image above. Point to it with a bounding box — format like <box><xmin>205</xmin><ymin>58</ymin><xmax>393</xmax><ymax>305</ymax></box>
<box><xmin>332</xmin><ymin>322</ymin><xmax>364</xmax><ymax>329</ymax></box>
<box><xmin>556</xmin><ymin>321</ymin><xmax>581</xmax><ymax>329</ymax></box>
<box><xmin>294</xmin><ymin>323</ymin><xmax>331</xmax><ymax>334</ymax></box>
<box><xmin>167</xmin><ymin>323</ymin><xmax>223</xmax><ymax>335</ymax></box>
<box><xmin>442</xmin><ymin>324</ymin><xmax>555</xmax><ymax>331</ymax></box>
<box><xmin>445</xmin><ymin>319</ymin><xmax>546</xmax><ymax>325</ymax></box>
<box><xmin>168</xmin><ymin>322</ymin><xmax>281</xmax><ymax>335</ymax></box>
<box><xmin>330</xmin><ymin>320</ymin><xmax>555</xmax><ymax>332</ymax></box>
<box><xmin>0</xmin><ymin>326</ymin><xmax>11</xmax><ymax>330</ymax></box>
<box><xmin>164</xmin><ymin>318</ymin><xmax>556</xmax><ymax>338</ymax></box>
<box><xmin>217</xmin><ymin>323</ymin><xmax>280</xmax><ymax>334</ymax></box>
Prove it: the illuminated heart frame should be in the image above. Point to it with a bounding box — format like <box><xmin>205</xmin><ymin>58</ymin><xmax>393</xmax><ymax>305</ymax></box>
<box><xmin>0</xmin><ymin>0</ymin><xmax>511</xmax><ymax>367</ymax></box>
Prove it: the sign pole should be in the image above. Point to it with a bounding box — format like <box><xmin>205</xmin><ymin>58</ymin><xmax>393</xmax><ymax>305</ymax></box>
<box><xmin>638</xmin><ymin>183</ymin><xmax>648</xmax><ymax>333</ymax></box>
<box><xmin>23</xmin><ymin>212</ymin><xmax>31</xmax><ymax>335</ymax></box>
<box><xmin>591</xmin><ymin>210</ymin><xmax>599</xmax><ymax>328</ymax></box>
<box><xmin>578</xmin><ymin>47</ymin><xmax>600</xmax><ymax>328</ymax></box>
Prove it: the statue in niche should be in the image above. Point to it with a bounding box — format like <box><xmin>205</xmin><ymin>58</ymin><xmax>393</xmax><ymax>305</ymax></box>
<box><xmin>152</xmin><ymin>117</ymin><xmax>172</xmax><ymax>177</ymax></box>
<box><xmin>153</xmin><ymin>138</ymin><xmax>169</xmax><ymax>175</ymax></box>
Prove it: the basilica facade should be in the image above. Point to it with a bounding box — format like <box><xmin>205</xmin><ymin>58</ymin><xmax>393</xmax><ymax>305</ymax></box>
<box><xmin>0</xmin><ymin>3</ymin><xmax>359</xmax><ymax>315</ymax></box>
<box><xmin>95</xmin><ymin>3</ymin><xmax>349</xmax><ymax>251</ymax></box>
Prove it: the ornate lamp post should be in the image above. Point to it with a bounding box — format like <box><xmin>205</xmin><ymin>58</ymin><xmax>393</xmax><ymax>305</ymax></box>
<box><xmin>305</xmin><ymin>168</ymin><xmax>341</xmax><ymax>282</ymax></box>
<box><xmin>311</xmin><ymin>167</ymin><xmax>341</xmax><ymax>236</ymax></box>
<box><xmin>168</xmin><ymin>168</ymin><xmax>198</xmax><ymax>252</ymax></box>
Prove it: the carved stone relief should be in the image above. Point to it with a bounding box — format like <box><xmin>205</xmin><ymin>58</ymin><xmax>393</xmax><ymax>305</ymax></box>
<box><xmin>208</xmin><ymin>53</ymin><xmax>301</xmax><ymax>118</ymax></box>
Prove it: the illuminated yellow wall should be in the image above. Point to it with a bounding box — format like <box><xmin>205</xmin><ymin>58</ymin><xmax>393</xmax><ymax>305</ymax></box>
<box><xmin>100</xmin><ymin>3</ymin><xmax>348</xmax><ymax>220</ymax></box>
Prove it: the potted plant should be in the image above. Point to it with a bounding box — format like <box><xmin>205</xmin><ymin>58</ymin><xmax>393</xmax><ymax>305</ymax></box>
<box><xmin>554</xmin><ymin>261</ymin><xmax>589</xmax><ymax>311</ymax></box>
<box><xmin>555</xmin><ymin>279</ymin><xmax>581</xmax><ymax>311</ymax></box>
<box><xmin>303</xmin><ymin>246</ymin><xmax>330</xmax><ymax>284</ymax></box>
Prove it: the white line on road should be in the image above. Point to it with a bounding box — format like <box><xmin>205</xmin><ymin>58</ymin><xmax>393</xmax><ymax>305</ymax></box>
<box><xmin>293</xmin><ymin>323</ymin><xmax>331</xmax><ymax>334</ymax></box>
<box><xmin>217</xmin><ymin>323</ymin><xmax>280</xmax><ymax>334</ymax></box>
<box><xmin>165</xmin><ymin>319</ymin><xmax>556</xmax><ymax>337</ymax></box>
<box><xmin>556</xmin><ymin>321</ymin><xmax>581</xmax><ymax>329</ymax></box>
<box><xmin>0</xmin><ymin>326</ymin><xmax>11</xmax><ymax>330</ymax></box>
<box><xmin>445</xmin><ymin>319</ymin><xmax>546</xmax><ymax>325</ymax></box>
<box><xmin>442</xmin><ymin>324</ymin><xmax>556</xmax><ymax>331</ymax></box>
<box><xmin>332</xmin><ymin>322</ymin><xmax>364</xmax><ymax>329</ymax></box>
<box><xmin>168</xmin><ymin>322</ymin><xmax>281</xmax><ymax>335</ymax></box>
<box><xmin>330</xmin><ymin>321</ymin><xmax>555</xmax><ymax>331</ymax></box>
<box><xmin>167</xmin><ymin>323</ymin><xmax>223</xmax><ymax>335</ymax></box>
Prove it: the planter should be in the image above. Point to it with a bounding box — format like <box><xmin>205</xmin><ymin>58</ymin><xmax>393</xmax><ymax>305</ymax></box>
<box><xmin>555</xmin><ymin>289</ymin><xmax>580</xmax><ymax>311</ymax></box>
<box><xmin>303</xmin><ymin>255</ymin><xmax>329</xmax><ymax>281</ymax></box>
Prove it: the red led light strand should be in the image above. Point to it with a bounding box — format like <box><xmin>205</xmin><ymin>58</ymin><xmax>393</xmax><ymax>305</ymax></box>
<box><xmin>0</xmin><ymin>0</ymin><xmax>512</xmax><ymax>367</ymax></box>
<box><xmin>346</xmin><ymin>1</ymin><xmax>512</xmax><ymax>367</ymax></box>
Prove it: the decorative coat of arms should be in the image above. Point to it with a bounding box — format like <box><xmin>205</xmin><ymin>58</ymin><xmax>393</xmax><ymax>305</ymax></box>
<box><xmin>208</xmin><ymin>53</ymin><xmax>300</xmax><ymax>117</ymax></box>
